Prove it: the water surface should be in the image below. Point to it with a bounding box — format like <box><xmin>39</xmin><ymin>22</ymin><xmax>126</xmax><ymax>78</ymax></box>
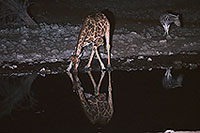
<box><xmin>0</xmin><ymin>69</ymin><xmax>200</xmax><ymax>133</ymax></box>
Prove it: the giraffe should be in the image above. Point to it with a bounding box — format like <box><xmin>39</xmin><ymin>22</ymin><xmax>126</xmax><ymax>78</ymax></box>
<box><xmin>67</xmin><ymin>71</ymin><xmax>113</xmax><ymax>126</ymax></box>
<box><xmin>67</xmin><ymin>12</ymin><xmax>112</xmax><ymax>72</ymax></box>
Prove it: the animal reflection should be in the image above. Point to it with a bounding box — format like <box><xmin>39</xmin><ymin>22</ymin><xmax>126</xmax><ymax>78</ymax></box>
<box><xmin>67</xmin><ymin>71</ymin><xmax>113</xmax><ymax>125</ymax></box>
<box><xmin>162</xmin><ymin>67</ymin><xmax>183</xmax><ymax>89</ymax></box>
<box><xmin>0</xmin><ymin>73</ymin><xmax>37</xmax><ymax>118</ymax></box>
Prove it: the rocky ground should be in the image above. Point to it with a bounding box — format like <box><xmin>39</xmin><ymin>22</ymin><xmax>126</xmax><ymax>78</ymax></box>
<box><xmin>0</xmin><ymin>0</ymin><xmax>200</xmax><ymax>75</ymax></box>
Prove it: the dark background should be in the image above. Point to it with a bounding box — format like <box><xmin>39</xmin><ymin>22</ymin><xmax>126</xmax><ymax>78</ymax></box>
<box><xmin>28</xmin><ymin>0</ymin><xmax>200</xmax><ymax>24</ymax></box>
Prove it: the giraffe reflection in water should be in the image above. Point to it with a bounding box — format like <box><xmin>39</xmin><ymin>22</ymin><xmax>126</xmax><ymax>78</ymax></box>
<box><xmin>67</xmin><ymin>70</ymin><xmax>113</xmax><ymax>126</ymax></box>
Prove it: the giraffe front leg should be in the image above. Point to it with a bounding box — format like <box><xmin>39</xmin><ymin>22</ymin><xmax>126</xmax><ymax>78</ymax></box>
<box><xmin>67</xmin><ymin>61</ymin><xmax>73</xmax><ymax>72</ymax></box>
<box><xmin>84</xmin><ymin>47</ymin><xmax>95</xmax><ymax>72</ymax></box>
<box><xmin>73</xmin><ymin>61</ymin><xmax>79</xmax><ymax>72</ymax></box>
<box><xmin>94</xmin><ymin>46</ymin><xmax>106</xmax><ymax>71</ymax></box>
<box><xmin>66</xmin><ymin>71</ymin><xmax>74</xmax><ymax>83</ymax></box>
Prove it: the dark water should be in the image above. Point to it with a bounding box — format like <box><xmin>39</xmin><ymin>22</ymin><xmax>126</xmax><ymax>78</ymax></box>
<box><xmin>0</xmin><ymin>69</ymin><xmax>200</xmax><ymax>133</ymax></box>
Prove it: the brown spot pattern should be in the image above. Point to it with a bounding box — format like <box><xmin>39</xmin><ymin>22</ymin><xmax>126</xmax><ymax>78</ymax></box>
<box><xmin>77</xmin><ymin>12</ymin><xmax>109</xmax><ymax>48</ymax></box>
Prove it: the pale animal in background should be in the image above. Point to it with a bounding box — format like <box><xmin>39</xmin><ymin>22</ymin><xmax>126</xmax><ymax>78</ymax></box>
<box><xmin>160</xmin><ymin>13</ymin><xmax>181</xmax><ymax>38</ymax></box>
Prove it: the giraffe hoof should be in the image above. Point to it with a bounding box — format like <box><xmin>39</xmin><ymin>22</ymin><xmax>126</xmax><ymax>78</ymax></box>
<box><xmin>106</xmin><ymin>65</ymin><xmax>113</xmax><ymax>72</ymax></box>
<box><xmin>84</xmin><ymin>66</ymin><xmax>92</xmax><ymax>72</ymax></box>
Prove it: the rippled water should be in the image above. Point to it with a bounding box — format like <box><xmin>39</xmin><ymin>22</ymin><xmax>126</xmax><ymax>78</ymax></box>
<box><xmin>0</xmin><ymin>69</ymin><xmax>200</xmax><ymax>133</ymax></box>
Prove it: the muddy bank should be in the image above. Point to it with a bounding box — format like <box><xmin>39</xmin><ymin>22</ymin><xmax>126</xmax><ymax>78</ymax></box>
<box><xmin>0</xmin><ymin>21</ymin><xmax>200</xmax><ymax>75</ymax></box>
<box><xmin>1</xmin><ymin>54</ymin><xmax>200</xmax><ymax>76</ymax></box>
<box><xmin>1</xmin><ymin>23</ymin><xmax>200</xmax><ymax>75</ymax></box>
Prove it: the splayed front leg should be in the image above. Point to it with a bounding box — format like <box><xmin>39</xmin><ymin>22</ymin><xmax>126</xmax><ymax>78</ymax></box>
<box><xmin>94</xmin><ymin>46</ymin><xmax>106</xmax><ymax>70</ymax></box>
<box><xmin>67</xmin><ymin>61</ymin><xmax>73</xmax><ymax>72</ymax></box>
<box><xmin>84</xmin><ymin>47</ymin><xmax>95</xmax><ymax>72</ymax></box>
<box><xmin>67</xmin><ymin>55</ymin><xmax>80</xmax><ymax>72</ymax></box>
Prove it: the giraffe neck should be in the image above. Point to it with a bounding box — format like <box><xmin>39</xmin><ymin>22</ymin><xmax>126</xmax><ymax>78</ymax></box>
<box><xmin>74</xmin><ymin>21</ymin><xmax>87</xmax><ymax>58</ymax></box>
